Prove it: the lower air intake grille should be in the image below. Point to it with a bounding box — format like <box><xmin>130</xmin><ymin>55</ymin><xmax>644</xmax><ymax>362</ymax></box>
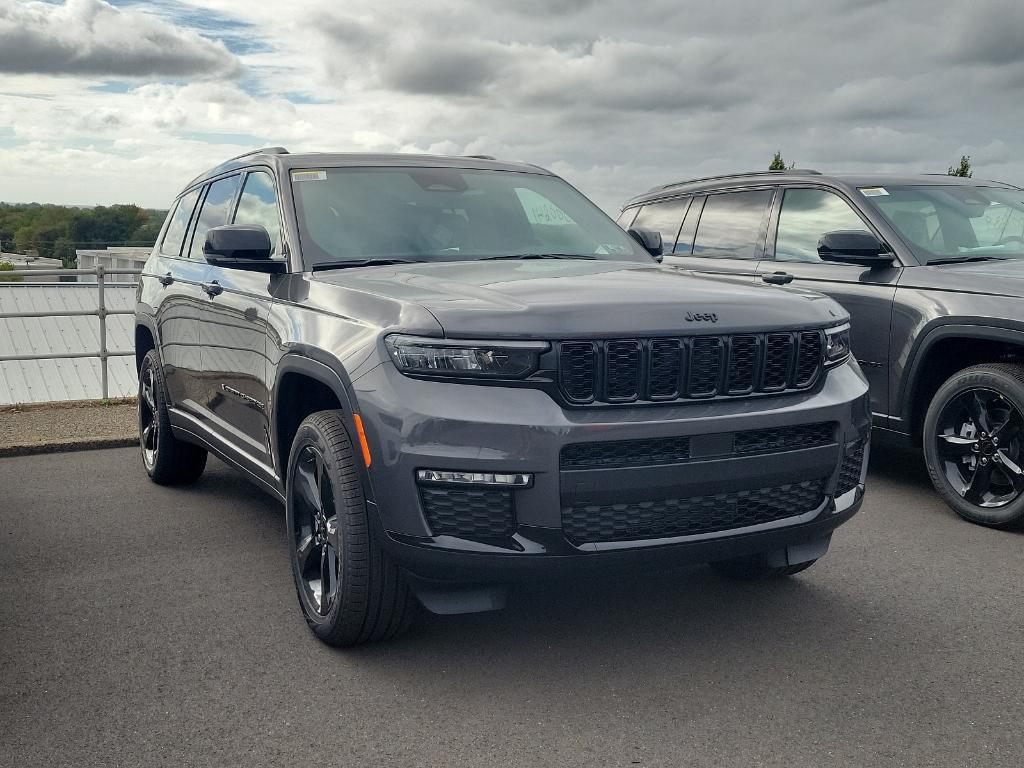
<box><xmin>835</xmin><ymin>441</ymin><xmax>866</xmax><ymax>496</ymax></box>
<box><xmin>420</xmin><ymin>486</ymin><xmax>515</xmax><ymax>538</ymax></box>
<box><xmin>561</xmin><ymin>479</ymin><xmax>826</xmax><ymax>544</ymax></box>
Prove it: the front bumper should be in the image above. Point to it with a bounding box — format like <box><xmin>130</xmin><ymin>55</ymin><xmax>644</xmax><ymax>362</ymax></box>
<box><xmin>352</xmin><ymin>359</ymin><xmax>871</xmax><ymax>580</ymax></box>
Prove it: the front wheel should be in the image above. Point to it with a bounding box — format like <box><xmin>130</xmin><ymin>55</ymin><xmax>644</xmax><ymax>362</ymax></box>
<box><xmin>285</xmin><ymin>410</ymin><xmax>419</xmax><ymax>646</ymax></box>
<box><xmin>923</xmin><ymin>364</ymin><xmax>1024</xmax><ymax>529</ymax></box>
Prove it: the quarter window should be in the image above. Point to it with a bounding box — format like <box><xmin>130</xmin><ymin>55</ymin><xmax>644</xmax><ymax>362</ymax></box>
<box><xmin>188</xmin><ymin>175</ymin><xmax>241</xmax><ymax>260</ymax></box>
<box><xmin>691</xmin><ymin>190</ymin><xmax>773</xmax><ymax>260</ymax></box>
<box><xmin>615</xmin><ymin>207</ymin><xmax>639</xmax><ymax>229</ymax></box>
<box><xmin>233</xmin><ymin>171</ymin><xmax>281</xmax><ymax>255</ymax></box>
<box><xmin>775</xmin><ymin>189</ymin><xmax>872</xmax><ymax>262</ymax></box>
<box><xmin>630</xmin><ymin>199</ymin><xmax>690</xmax><ymax>253</ymax></box>
<box><xmin>159</xmin><ymin>189</ymin><xmax>200</xmax><ymax>257</ymax></box>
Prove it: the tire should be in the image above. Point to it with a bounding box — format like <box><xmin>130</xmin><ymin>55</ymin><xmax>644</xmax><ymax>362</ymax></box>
<box><xmin>285</xmin><ymin>410</ymin><xmax>419</xmax><ymax>646</ymax></box>
<box><xmin>138</xmin><ymin>349</ymin><xmax>207</xmax><ymax>485</ymax></box>
<box><xmin>711</xmin><ymin>558</ymin><xmax>818</xmax><ymax>580</ymax></box>
<box><xmin>923</xmin><ymin>363</ymin><xmax>1024</xmax><ymax>529</ymax></box>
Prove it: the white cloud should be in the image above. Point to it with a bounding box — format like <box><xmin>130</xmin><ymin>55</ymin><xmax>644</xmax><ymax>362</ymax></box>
<box><xmin>0</xmin><ymin>0</ymin><xmax>241</xmax><ymax>78</ymax></box>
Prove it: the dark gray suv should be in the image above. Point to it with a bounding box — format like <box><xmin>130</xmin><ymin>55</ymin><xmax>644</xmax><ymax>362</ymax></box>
<box><xmin>135</xmin><ymin>149</ymin><xmax>869</xmax><ymax>645</ymax></box>
<box><xmin>622</xmin><ymin>170</ymin><xmax>1024</xmax><ymax>529</ymax></box>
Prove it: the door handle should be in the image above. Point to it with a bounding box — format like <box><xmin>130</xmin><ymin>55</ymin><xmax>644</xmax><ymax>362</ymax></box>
<box><xmin>202</xmin><ymin>281</ymin><xmax>224</xmax><ymax>297</ymax></box>
<box><xmin>158</xmin><ymin>273</ymin><xmax>174</xmax><ymax>287</ymax></box>
<box><xmin>761</xmin><ymin>271</ymin><xmax>794</xmax><ymax>285</ymax></box>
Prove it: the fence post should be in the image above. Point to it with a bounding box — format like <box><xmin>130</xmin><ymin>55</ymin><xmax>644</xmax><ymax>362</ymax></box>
<box><xmin>97</xmin><ymin>265</ymin><xmax>108</xmax><ymax>400</ymax></box>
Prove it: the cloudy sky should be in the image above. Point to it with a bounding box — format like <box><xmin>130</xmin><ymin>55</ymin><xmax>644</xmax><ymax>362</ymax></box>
<box><xmin>1</xmin><ymin>0</ymin><xmax>1022</xmax><ymax>212</ymax></box>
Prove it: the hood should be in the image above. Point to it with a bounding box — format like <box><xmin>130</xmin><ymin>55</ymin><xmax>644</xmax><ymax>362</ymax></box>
<box><xmin>313</xmin><ymin>260</ymin><xmax>846</xmax><ymax>338</ymax></box>
<box><xmin>901</xmin><ymin>258</ymin><xmax>1024</xmax><ymax>299</ymax></box>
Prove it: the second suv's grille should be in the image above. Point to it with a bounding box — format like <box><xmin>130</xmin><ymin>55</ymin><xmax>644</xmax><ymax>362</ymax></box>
<box><xmin>557</xmin><ymin>331</ymin><xmax>825</xmax><ymax>405</ymax></box>
<box><xmin>835</xmin><ymin>441</ymin><xmax>866</xmax><ymax>496</ymax></box>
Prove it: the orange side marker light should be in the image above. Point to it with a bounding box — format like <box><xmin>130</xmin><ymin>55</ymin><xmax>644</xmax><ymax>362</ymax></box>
<box><xmin>353</xmin><ymin>413</ymin><xmax>372</xmax><ymax>468</ymax></box>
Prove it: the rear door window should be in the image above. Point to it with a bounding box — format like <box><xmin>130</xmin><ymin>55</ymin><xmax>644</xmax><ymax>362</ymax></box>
<box><xmin>188</xmin><ymin>175</ymin><xmax>241</xmax><ymax>260</ymax></box>
<box><xmin>159</xmin><ymin>189</ymin><xmax>200</xmax><ymax>257</ymax></box>
<box><xmin>630</xmin><ymin>199</ymin><xmax>690</xmax><ymax>253</ymax></box>
<box><xmin>691</xmin><ymin>189</ymin><xmax>773</xmax><ymax>260</ymax></box>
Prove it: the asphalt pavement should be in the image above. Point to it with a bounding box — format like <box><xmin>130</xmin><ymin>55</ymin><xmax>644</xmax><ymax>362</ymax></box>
<box><xmin>1</xmin><ymin>443</ymin><xmax>1022</xmax><ymax>767</ymax></box>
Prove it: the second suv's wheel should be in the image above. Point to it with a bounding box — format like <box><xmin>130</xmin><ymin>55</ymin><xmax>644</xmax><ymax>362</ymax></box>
<box><xmin>138</xmin><ymin>349</ymin><xmax>207</xmax><ymax>484</ymax></box>
<box><xmin>923</xmin><ymin>364</ymin><xmax>1024</xmax><ymax>529</ymax></box>
<box><xmin>285</xmin><ymin>410</ymin><xmax>419</xmax><ymax>646</ymax></box>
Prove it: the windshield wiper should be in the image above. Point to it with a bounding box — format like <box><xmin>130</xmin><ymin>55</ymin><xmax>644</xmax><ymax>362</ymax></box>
<box><xmin>480</xmin><ymin>253</ymin><xmax>598</xmax><ymax>261</ymax></box>
<box><xmin>926</xmin><ymin>256</ymin><xmax>1010</xmax><ymax>266</ymax></box>
<box><xmin>311</xmin><ymin>258</ymin><xmax>419</xmax><ymax>271</ymax></box>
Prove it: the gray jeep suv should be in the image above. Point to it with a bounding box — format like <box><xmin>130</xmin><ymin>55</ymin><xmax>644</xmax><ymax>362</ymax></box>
<box><xmin>622</xmin><ymin>170</ymin><xmax>1024</xmax><ymax>529</ymax></box>
<box><xmin>135</xmin><ymin>149</ymin><xmax>869</xmax><ymax>645</ymax></box>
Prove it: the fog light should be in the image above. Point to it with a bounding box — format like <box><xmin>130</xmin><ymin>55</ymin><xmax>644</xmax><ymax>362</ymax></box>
<box><xmin>416</xmin><ymin>469</ymin><xmax>533</xmax><ymax>487</ymax></box>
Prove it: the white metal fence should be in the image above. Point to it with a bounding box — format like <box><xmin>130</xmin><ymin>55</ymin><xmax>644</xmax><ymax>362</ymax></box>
<box><xmin>0</xmin><ymin>266</ymin><xmax>141</xmax><ymax>400</ymax></box>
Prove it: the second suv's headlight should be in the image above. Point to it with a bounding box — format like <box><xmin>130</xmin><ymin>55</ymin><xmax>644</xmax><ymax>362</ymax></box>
<box><xmin>385</xmin><ymin>335</ymin><xmax>549</xmax><ymax>379</ymax></box>
<box><xmin>824</xmin><ymin>324</ymin><xmax>852</xmax><ymax>367</ymax></box>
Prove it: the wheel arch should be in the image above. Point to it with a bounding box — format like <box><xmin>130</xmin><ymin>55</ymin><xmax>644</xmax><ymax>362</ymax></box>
<box><xmin>270</xmin><ymin>351</ymin><xmax>366</xmax><ymax>492</ymax></box>
<box><xmin>134</xmin><ymin>314</ymin><xmax>159</xmax><ymax>373</ymax></box>
<box><xmin>901</xmin><ymin>321</ymin><xmax>1024</xmax><ymax>441</ymax></box>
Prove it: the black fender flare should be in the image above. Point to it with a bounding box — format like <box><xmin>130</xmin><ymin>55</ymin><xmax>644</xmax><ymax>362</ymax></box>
<box><xmin>899</xmin><ymin>318</ymin><xmax>1024</xmax><ymax>426</ymax></box>
<box><xmin>269</xmin><ymin>348</ymin><xmax>375</xmax><ymax>500</ymax></box>
<box><xmin>133</xmin><ymin>311</ymin><xmax>161</xmax><ymax>371</ymax></box>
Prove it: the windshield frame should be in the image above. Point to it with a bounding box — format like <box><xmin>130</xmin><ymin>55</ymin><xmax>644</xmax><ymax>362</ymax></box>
<box><xmin>859</xmin><ymin>183</ymin><xmax>1024</xmax><ymax>265</ymax></box>
<box><xmin>288</xmin><ymin>165</ymin><xmax>652</xmax><ymax>271</ymax></box>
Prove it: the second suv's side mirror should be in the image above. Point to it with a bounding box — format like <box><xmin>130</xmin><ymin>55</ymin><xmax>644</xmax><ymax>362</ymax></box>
<box><xmin>817</xmin><ymin>230</ymin><xmax>895</xmax><ymax>268</ymax></box>
<box><xmin>628</xmin><ymin>227</ymin><xmax>664</xmax><ymax>261</ymax></box>
<box><xmin>204</xmin><ymin>225</ymin><xmax>283</xmax><ymax>271</ymax></box>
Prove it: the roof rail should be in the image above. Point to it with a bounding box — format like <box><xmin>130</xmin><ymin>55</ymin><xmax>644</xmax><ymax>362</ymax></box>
<box><xmin>225</xmin><ymin>146</ymin><xmax>290</xmax><ymax>163</ymax></box>
<box><xmin>652</xmin><ymin>168</ymin><xmax>822</xmax><ymax>193</ymax></box>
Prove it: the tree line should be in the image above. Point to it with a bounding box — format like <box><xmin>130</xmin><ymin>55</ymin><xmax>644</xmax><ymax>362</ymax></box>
<box><xmin>0</xmin><ymin>203</ymin><xmax>167</xmax><ymax>267</ymax></box>
<box><xmin>769</xmin><ymin>151</ymin><xmax>974</xmax><ymax>177</ymax></box>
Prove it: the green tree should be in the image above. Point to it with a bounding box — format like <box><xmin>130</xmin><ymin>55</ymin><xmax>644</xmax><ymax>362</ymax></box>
<box><xmin>52</xmin><ymin>237</ymin><xmax>77</xmax><ymax>268</ymax></box>
<box><xmin>769</xmin><ymin>151</ymin><xmax>786</xmax><ymax>170</ymax></box>
<box><xmin>947</xmin><ymin>155</ymin><xmax>972</xmax><ymax>177</ymax></box>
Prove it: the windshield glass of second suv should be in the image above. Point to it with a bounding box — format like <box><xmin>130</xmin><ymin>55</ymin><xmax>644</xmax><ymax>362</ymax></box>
<box><xmin>865</xmin><ymin>184</ymin><xmax>1024</xmax><ymax>262</ymax></box>
<box><xmin>291</xmin><ymin>167</ymin><xmax>650</xmax><ymax>266</ymax></box>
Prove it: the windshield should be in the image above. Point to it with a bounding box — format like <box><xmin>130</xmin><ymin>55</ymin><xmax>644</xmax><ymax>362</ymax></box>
<box><xmin>863</xmin><ymin>184</ymin><xmax>1024</xmax><ymax>263</ymax></box>
<box><xmin>290</xmin><ymin>166</ymin><xmax>650</xmax><ymax>267</ymax></box>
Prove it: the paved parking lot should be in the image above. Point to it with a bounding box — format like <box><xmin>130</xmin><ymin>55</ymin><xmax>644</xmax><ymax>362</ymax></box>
<box><xmin>2</xmin><ymin>443</ymin><xmax>1022</xmax><ymax>767</ymax></box>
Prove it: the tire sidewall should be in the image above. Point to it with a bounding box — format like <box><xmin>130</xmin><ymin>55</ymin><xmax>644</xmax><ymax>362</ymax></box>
<box><xmin>923</xmin><ymin>366</ymin><xmax>1024</xmax><ymax>527</ymax></box>
<box><xmin>285</xmin><ymin>417</ymin><xmax>368</xmax><ymax>641</ymax></box>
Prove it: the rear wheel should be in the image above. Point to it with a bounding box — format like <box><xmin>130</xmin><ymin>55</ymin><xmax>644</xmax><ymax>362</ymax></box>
<box><xmin>923</xmin><ymin>364</ymin><xmax>1024</xmax><ymax>529</ymax></box>
<box><xmin>138</xmin><ymin>349</ymin><xmax>207</xmax><ymax>484</ymax></box>
<box><xmin>286</xmin><ymin>410</ymin><xmax>419</xmax><ymax>646</ymax></box>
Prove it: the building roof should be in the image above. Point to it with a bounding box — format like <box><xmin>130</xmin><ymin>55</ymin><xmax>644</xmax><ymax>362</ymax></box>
<box><xmin>0</xmin><ymin>283</ymin><xmax>136</xmax><ymax>404</ymax></box>
<box><xmin>0</xmin><ymin>252</ymin><xmax>63</xmax><ymax>268</ymax></box>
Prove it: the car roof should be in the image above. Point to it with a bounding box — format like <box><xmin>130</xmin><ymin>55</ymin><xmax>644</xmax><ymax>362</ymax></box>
<box><xmin>182</xmin><ymin>147</ymin><xmax>552</xmax><ymax>192</ymax></box>
<box><xmin>624</xmin><ymin>170</ymin><xmax>1019</xmax><ymax>208</ymax></box>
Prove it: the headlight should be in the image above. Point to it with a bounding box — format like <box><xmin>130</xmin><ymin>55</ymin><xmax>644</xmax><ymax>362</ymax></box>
<box><xmin>385</xmin><ymin>335</ymin><xmax>549</xmax><ymax>379</ymax></box>
<box><xmin>824</xmin><ymin>324</ymin><xmax>852</xmax><ymax>367</ymax></box>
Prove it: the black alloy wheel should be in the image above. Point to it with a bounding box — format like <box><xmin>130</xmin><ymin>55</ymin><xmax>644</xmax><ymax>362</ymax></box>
<box><xmin>285</xmin><ymin>410</ymin><xmax>419</xmax><ymax>645</ymax></box>
<box><xmin>924</xmin><ymin>364</ymin><xmax>1024</xmax><ymax>529</ymax></box>
<box><xmin>290</xmin><ymin>444</ymin><xmax>340</xmax><ymax>617</ymax></box>
<box><xmin>137</xmin><ymin>349</ymin><xmax>207</xmax><ymax>484</ymax></box>
<box><xmin>934</xmin><ymin>388</ymin><xmax>1024</xmax><ymax>508</ymax></box>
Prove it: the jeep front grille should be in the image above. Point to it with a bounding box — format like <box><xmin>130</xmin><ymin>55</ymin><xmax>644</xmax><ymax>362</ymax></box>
<box><xmin>556</xmin><ymin>331</ymin><xmax>825</xmax><ymax>405</ymax></box>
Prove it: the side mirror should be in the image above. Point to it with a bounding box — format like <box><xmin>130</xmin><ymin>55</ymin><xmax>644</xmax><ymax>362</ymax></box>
<box><xmin>817</xmin><ymin>230</ymin><xmax>894</xmax><ymax>268</ymax></box>
<box><xmin>204</xmin><ymin>225</ymin><xmax>283</xmax><ymax>271</ymax></box>
<box><xmin>628</xmin><ymin>227</ymin><xmax>664</xmax><ymax>261</ymax></box>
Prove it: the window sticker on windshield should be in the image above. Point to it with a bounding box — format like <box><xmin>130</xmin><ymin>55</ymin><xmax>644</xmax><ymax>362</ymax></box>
<box><xmin>859</xmin><ymin>187</ymin><xmax>889</xmax><ymax>197</ymax></box>
<box><xmin>292</xmin><ymin>170</ymin><xmax>326</xmax><ymax>182</ymax></box>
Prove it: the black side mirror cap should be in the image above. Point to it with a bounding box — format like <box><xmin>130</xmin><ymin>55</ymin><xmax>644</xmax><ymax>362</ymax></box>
<box><xmin>203</xmin><ymin>224</ymin><xmax>284</xmax><ymax>271</ymax></box>
<box><xmin>817</xmin><ymin>230</ymin><xmax>895</xmax><ymax>268</ymax></box>
<box><xmin>628</xmin><ymin>227</ymin><xmax>664</xmax><ymax>260</ymax></box>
